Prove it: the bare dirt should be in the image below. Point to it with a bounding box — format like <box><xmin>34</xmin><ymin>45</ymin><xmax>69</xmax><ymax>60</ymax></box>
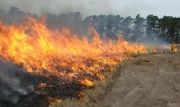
<box><xmin>99</xmin><ymin>45</ymin><xmax>180</xmax><ymax>107</ymax></box>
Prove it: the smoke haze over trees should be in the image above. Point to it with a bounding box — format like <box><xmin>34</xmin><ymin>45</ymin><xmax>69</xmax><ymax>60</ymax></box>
<box><xmin>0</xmin><ymin>7</ymin><xmax>180</xmax><ymax>43</ymax></box>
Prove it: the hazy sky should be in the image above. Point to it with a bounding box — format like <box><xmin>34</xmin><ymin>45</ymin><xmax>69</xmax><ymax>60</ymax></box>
<box><xmin>0</xmin><ymin>0</ymin><xmax>179</xmax><ymax>18</ymax></box>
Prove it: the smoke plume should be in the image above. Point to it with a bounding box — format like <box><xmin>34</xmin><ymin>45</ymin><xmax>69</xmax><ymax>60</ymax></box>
<box><xmin>0</xmin><ymin>60</ymin><xmax>30</xmax><ymax>105</ymax></box>
<box><xmin>0</xmin><ymin>0</ymin><xmax>145</xmax><ymax>17</ymax></box>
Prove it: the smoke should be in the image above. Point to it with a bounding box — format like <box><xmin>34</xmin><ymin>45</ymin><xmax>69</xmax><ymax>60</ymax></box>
<box><xmin>0</xmin><ymin>60</ymin><xmax>29</xmax><ymax>105</ymax></box>
<box><xmin>0</xmin><ymin>0</ymin><xmax>145</xmax><ymax>17</ymax></box>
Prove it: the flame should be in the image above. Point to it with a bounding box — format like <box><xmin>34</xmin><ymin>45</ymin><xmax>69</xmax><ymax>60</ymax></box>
<box><xmin>38</xmin><ymin>83</ymin><xmax>47</xmax><ymax>88</ymax></box>
<box><xmin>0</xmin><ymin>17</ymin><xmax>147</xmax><ymax>88</ymax></box>
<box><xmin>79</xmin><ymin>79</ymin><xmax>94</xmax><ymax>87</ymax></box>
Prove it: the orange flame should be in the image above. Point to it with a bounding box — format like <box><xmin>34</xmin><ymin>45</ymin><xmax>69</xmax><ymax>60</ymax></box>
<box><xmin>0</xmin><ymin>17</ymin><xmax>147</xmax><ymax>87</ymax></box>
<box><xmin>79</xmin><ymin>79</ymin><xmax>94</xmax><ymax>87</ymax></box>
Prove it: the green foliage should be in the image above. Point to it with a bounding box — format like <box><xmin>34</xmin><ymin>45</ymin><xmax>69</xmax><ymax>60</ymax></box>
<box><xmin>132</xmin><ymin>14</ymin><xmax>145</xmax><ymax>41</ymax></box>
<box><xmin>146</xmin><ymin>15</ymin><xmax>159</xmax><ymax>41</ymax></box>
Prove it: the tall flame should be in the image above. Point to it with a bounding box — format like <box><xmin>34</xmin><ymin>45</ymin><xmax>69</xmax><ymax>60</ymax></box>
<box><xmin>0</xmin><ymin>17</ymin><xmax>147</xmax><ymax>87</ymax></box>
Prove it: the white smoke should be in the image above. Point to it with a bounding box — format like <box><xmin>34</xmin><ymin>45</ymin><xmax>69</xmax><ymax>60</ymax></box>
<box><xmin>0</xmin><ymin>0</ymin><xmax>145</xmax><ymax>17</ymax></box>
<box><xmin>0</xmin><ymin>60</ymin><xmax>28</xmax><ymax>104</ymax></box>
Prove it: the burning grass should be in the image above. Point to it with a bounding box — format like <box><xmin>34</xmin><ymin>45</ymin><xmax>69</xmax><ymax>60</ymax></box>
<box><xmin>0</xmin><ymin>16</ymin><xmax>147</xmax><ymax>106</ymax></box>
<box><xmin>50</xmin><ymin>64</ymin><xmax>123</xmax><ymax>107</ymax></box>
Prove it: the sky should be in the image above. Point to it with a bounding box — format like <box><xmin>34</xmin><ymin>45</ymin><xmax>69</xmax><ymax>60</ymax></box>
<box><xmin>0</xmin><ymin>0</ymin><xmax>179</xmax><ymax>18</ymax></box>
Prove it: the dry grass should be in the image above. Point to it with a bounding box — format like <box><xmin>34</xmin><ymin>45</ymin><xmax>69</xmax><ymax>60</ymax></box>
<box><xmin>50</xmin><ymin>63</ymin><xmax>124</xmax><ymax>107</ymax></box>
<box><xmin>134</xmin><ymin>58</ymin><xmax>152</xmax><ymax>66</ymax></box>
<box><xmin>168</xmin><ymin>57</ymin><xmax>180</xmax><ymax>64</ymax></box>
<box><xmin>177</xmin><ymin>44</ymin><xmax>180</xmax><ymax>53</ymax></box>
<box><xmin>142</xmin><ymin>43</ymin><xmax>171</xmax><ymax>54</ymax></box>
<box><xmin>50</xmin><ymin>98</ymin><xmax>87</xmax><ymax>107</ymax></box>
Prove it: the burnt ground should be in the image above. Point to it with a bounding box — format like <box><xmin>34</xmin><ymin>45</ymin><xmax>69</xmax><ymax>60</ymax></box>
<box><xmin>99</xmin><ymin>45</ymin><xmax>180</xmax><ymax>107</ymax></box>
<box><xmin>0</xmin><ymin>60</ymin><xmax>92</xmax><ymax>107</ymax></box>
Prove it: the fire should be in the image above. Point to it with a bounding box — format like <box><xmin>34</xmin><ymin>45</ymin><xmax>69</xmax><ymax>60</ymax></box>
<box><xmin>0</xmin><ymin>16</ymin><xmax>147</xmax><ymax>89</ymax></box>
<box><xmin>79</xmin><ymin>79</ymin><xmax>94</xmax><ymax>87</ymax></box>
<box><xmin>38</xmin><ymin>83</ymin><xmax>47</xmax><ymax>88</ymax></box>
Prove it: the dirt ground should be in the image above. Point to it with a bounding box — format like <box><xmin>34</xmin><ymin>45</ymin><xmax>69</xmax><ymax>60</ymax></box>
<box><xmin>99</xmin><ymin>45</ymin><xmax>180</xmax><ymax>107</ymax></box>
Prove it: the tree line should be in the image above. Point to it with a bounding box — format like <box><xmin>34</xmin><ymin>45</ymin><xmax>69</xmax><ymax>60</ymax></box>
<box><xmin>0</xmin><ymin>7</ymin><xmax>180</xmax><ymax>43</ymax></box>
